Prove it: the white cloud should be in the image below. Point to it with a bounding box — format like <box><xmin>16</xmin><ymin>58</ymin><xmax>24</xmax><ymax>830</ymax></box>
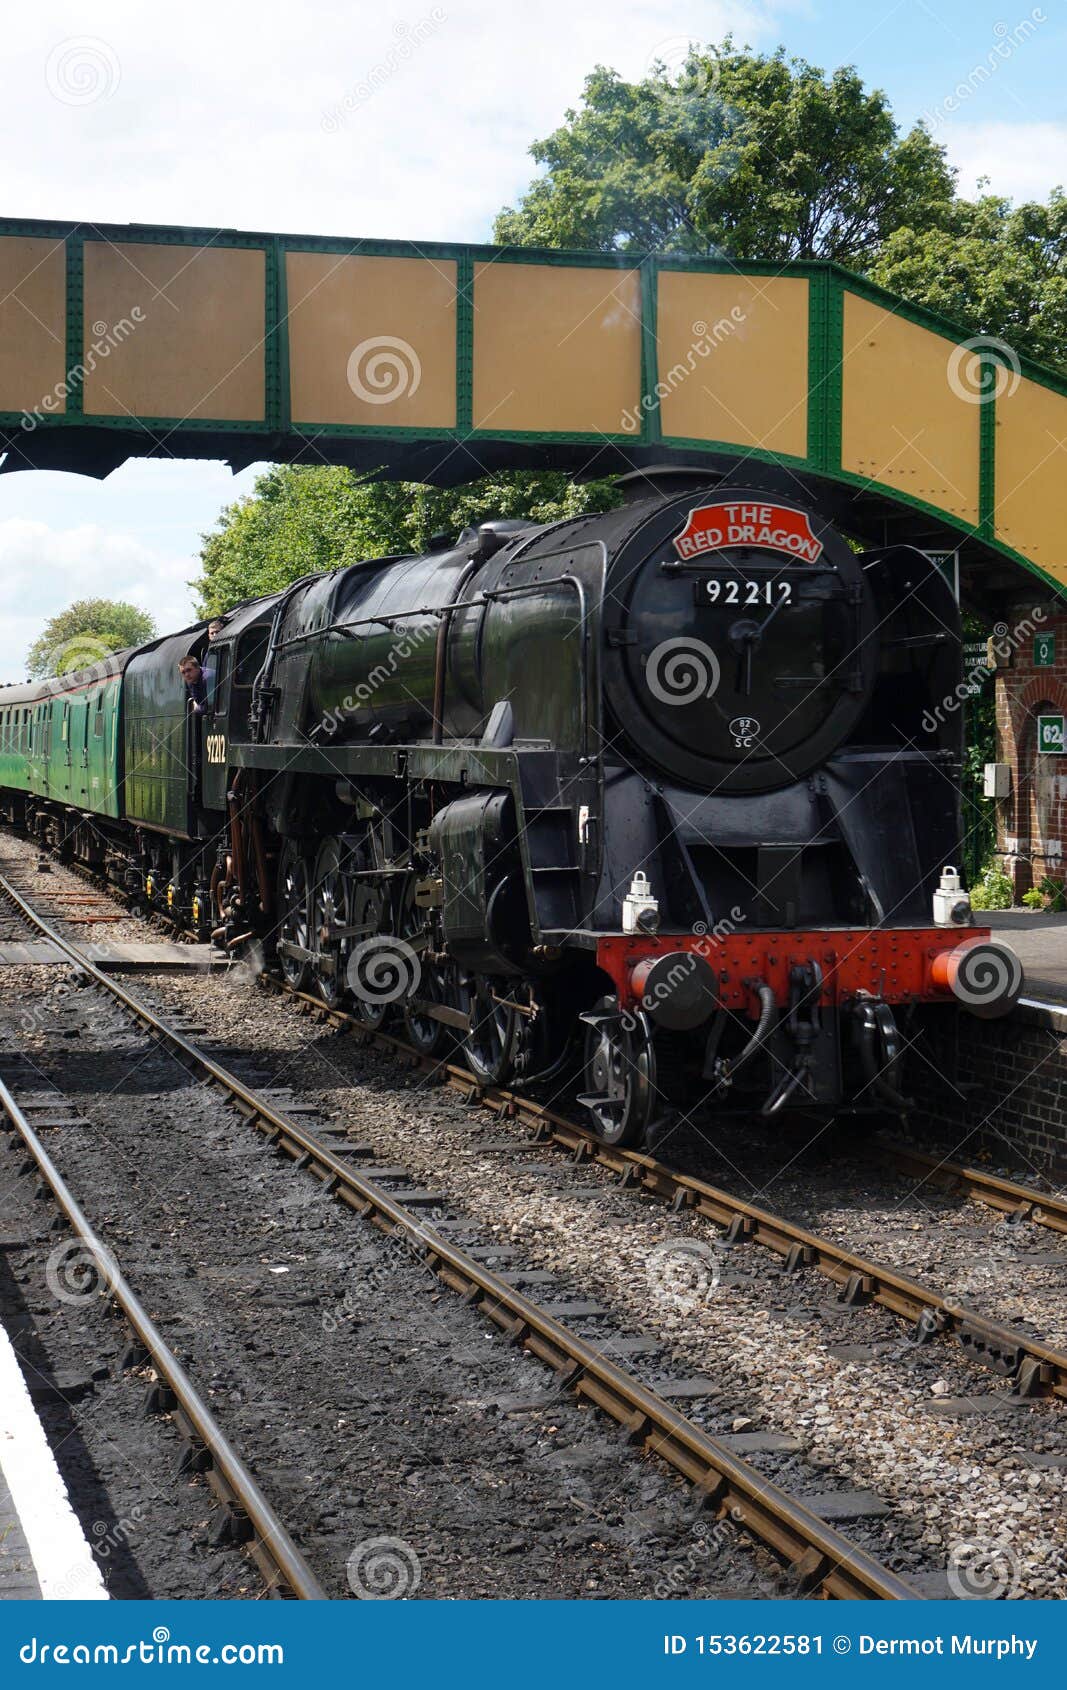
<box><xmin>0</xmin><ymin>0</ymin><xmax>1059</xmax><ymax>695</ymax></box>
<box><xmin>3</xmin><ymin>2</ymin><xmax>773</xmax><ymax>240</ymax></box>
<box><xmin>0</xmin><ymin>517</ymin><xmax>196</xmax><ymax>682</ymax></box>
<box><xmin>945</xmin><ymin>121</ymin><xmax>1067</xmax><ymax>203</ymax></box>
<box><xmin>0</xmin><ymin>1</ymin><xmax>779</xmax><ymax>682</ymax></box>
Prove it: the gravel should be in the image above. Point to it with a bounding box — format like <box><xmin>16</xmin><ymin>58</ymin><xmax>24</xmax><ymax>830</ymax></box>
<box><xmin>134</xmin><ymin>968</ymin><xmax>1067</xmax><ymax>1599</ymax></box>
<box><xmin>3</xmin><ymin>831</ymin><xmax>1066</xmax><ymax>1599</ymax></box>
<box><xmin>0</xmin><ymin>961</ymin><xmax>778</xmax><ymax>1600</ymax></box>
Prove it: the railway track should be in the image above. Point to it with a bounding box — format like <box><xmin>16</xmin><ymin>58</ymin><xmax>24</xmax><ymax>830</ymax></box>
<box><xmin>7</xmin><ymin>846</ymin><xmax>1067</xmax><ymax>1394</ymax></box>
<box><xmin>873</xmin><ymin>1140</ymin><xmax>1067</xmax><ymax>1239</ymax></box>
<box><xmin>0</xmin><ymin>1066</ymin><xmax>326</xmax><ymax>1600</ymax></box>
<box><xmin>0</xmin><ymin>868</ymin><xmax>918</xmax><ymax>1601</ymax></box>
<box><xmin>258</xmin><ymin>979</ymin><xmax>1067</xmax><ymax>1406</ymax></box>
<box><xmin>6</xmin><ymin>846</ymin><xmax>1067</xmax><ymax>1393</ymax></box>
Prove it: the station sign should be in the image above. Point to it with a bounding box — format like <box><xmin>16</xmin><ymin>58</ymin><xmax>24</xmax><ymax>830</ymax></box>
<box><xmin>1035</xmin><ymin>631</ymin><xmax>1056</xmax><ymax>667</ymax></box>
<box><xmin>1037</xmin><ymin>713</ymin><xmax>1065</xmax><ymax>754</ymax></box>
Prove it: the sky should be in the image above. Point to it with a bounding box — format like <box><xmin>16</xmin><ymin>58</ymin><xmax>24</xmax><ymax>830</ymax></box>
<box><xmin>0</xmin><ymin>0</ymin><xmax>1064</xmax><ymax>680</ymax></box>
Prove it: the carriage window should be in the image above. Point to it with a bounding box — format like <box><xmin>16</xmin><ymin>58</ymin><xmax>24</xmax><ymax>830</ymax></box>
<box><xmin>61</xmin><ymin>705</ymin><xmax>69</xmax><ymax>742</ymax></box>
<box><xmin>93</xmin><ymin>700</ymin><xmax>105</xmax><ymax>737</ymax></box>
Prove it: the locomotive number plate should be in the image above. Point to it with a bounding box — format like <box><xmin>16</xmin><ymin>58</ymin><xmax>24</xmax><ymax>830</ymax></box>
<box><xmin>696</xmin><ymin>579</ymin><xmax>793</xmax><ymax>606</ymax></box>
<box><xmin>206</xmin><ymin>732</ymin><xmax>227</xmax><ymax>764</ymax></box>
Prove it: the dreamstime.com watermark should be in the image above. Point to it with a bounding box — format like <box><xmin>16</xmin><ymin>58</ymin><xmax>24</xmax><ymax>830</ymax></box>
<box><xmin>310</xmin><ymin>619</ymin><xmax>436</xmax><ymax>738</ymax></box>
<box><xmin>622</xmin><ymin>311</ymin><xmax>746</xmax><ymax>434</ymax></box>
<box><xmin>620</xmin><ymin>912</ymin><xmax>745</xmax><ymax>1031</ymax></box>
<box><xmin>646</xmin><ymin>1237</ymin><xmax>724</xmax><ymax>1312</ymax></box>
<box><xmin>946</xmin><ymin>334</ymin><xmax>1022</xmax><ymax>405</ymax></box>
<box><xmin>45</xmin><ymin>1237</ymin><xmax>121</xmax><ymax>1306</ymax></box>
<box><xmin>653</xmin><ymin>1511</ymin><xmax>745</xmax><ymax>1598</ymax></box>
<box><xmin>921</xmin><ymin>609</ymin><xmax>1046</xmax><ymax>731</ymax></box>
<box><xmin>346</xmin><ymin>935</ymin><xmax>422</xmax><ymax>1007</ymax></box>
<box><xmin>22</xmin><ymin>311</ymin><xmax>145</xmax><ymax>432</ymax></box>
<box><xmin>323</xmin><ymin>1221</ymin><xmax>438</xmax><ymax>1332</ymax></box>
<box><xmin>346</xmin><ymin>1536</ymin><xmax>422</xmax><ymax>1599</ymax></box>
<box><xmin>345</xmin><ymin>334</ymin><xmax>423</xmax><ymax>405</ymax></box>
<box><xmin>39</xmin><ymin>637</ymin><xmax>125</xmax><ymax>694</ymax></box>
<box><xmin>18</xmin><ymin>1630</ymin><xmax>284</xmax><ymax>1666</ymax></box>
<box><xmin>322</xmin><ymin>12</ymin><xmax>447</xmax><ymax>132</ymax></box>
<box><xmin>45</xmin><ymin>37</ymin><xmax>121</xmax><ymax>106</ymax></box>
<box><xmin>922</xmin><ymin>12</ymin><xmax>1046</xmax><ymax>132</ymax></box>
<box><xmin>645</xmin><ymin>636</ymin><xmax>721</xmax><ymax>706</ymax></box>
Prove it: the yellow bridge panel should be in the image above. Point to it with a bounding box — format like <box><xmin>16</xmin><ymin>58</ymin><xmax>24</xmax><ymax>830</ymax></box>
<box><xmin>82</xmin><ymin>242</ymin><xmax>266</xmax><ymax>422</ymax></box>
<box><xmin>1</xmin><ymin>220</ymin><xmax>1066</xmax><ymax>598</ymax></box>
<box><xmin>472</xmin><ymin>263</ymin><xmax>642</xmax><ymax>434</ymax></box>
<box><xmin>286</xmin><ymin>252</ymin><xmax>458</xmax><ymax>429</ymax></box>
<box><xmin>995</xmin><ymin>374</ymin><xmax>1067</xmax><ymax>588</ymax></box>
<box><xmin>841</xmin><ymin>292</ymin><xmax>981</xmax><ymax>525</ymax></box>
<box><xmin>0</xmin><ymin>236</ymin><xmax>67</xmax><ymax>415</ymax></box>
<box><xmin>657</xmin><ymin>272</ymin><xmax>809</xmax><ymax>457</ymax></box>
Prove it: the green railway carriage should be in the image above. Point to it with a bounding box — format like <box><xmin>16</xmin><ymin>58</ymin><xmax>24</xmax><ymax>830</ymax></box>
<box><xmin>0</xmin><ymin>605</ymin><xmax>278</xmax><ymax>933</ymax></box>
<box><xmin>0</xmin><ymin>661</ymin><xmax>126</xmax><ymax>824</ymax></box>
<box><xmin>123</xmin><ymin>631</ymin><xmax>204</xmax><ymax>838</ymax></box>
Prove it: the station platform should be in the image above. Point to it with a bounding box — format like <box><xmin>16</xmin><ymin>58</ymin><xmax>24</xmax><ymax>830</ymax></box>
<box><xmin>0</xmin><ymin>1316</ymin><xmax>107</xmax><ymax>1599</ymax></box>
<box><xmin>987</xmin><ymin>909</ymin><xmax>1067</xmax><ymax>1007</ymax></box>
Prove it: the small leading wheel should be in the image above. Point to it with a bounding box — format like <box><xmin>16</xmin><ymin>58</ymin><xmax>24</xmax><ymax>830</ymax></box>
<box><xmin>277</xmin><ymin>841</ymin><xmax>312</xmax><ymax>991</ymax></box>
<box><xmin>464</xmin><ymin>977</ymin><xmax>519</xmax><ymax>1086</ymax></box>
<box><xmin>310</xmin><ymin>838</ymin><xmax>349</xmax><ymax>1009</ymax></box>
<box><xmin>579</xmin><ymin>996</ymin><xmax>658</xmax><ymax>1147</ymax></box>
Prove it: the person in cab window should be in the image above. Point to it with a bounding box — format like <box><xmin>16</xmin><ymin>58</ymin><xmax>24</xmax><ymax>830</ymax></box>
<box><xmin>179</xmin><ymin>655</ymin><xmax>208</xmax><ymax>715</ymax></box>
<box><xmin>201</xmin><ymin>619</ymin><xmax>227</xmax><ymax>704</ymax></box>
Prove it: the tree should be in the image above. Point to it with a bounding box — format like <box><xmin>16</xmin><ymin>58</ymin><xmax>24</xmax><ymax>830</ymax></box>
<box><xmin>194</xmin><ymin>465</ymin><xmax>620</xmax><ymax>614</ymax></box>
<box><xmin>195</xmin><ymin>42</ymin><xmax>1067</xmax><ymax>611</ymax></box>
<box><xmin>26</xmin><ymin>598</ymin><xmax>156</xmax><ymax>679</ymax></box>
<box><xmin>494</xmin><ymin>44</ymin><xmax>956</xmax><ymax>266</ymax></box>
<box><xmin>869</xmin><ymin>191</ymin><xmax>1067</xmax><ymax>372</ymax></box>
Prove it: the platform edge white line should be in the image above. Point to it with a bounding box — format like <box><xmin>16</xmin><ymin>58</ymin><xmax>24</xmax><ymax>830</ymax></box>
<box><xmin>0</xmin><ymin>1317</ymin><xmax>108</xmax><ymax>1599</ymax></box>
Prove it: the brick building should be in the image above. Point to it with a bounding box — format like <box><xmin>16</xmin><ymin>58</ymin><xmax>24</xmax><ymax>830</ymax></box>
<box><xmin>992</xmin><ymin>599</ymin><xmax>1067</xmax><ymax>898</ymax></box>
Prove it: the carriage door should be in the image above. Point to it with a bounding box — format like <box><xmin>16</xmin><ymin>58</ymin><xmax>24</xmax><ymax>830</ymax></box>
<box><xmin>61</xmin><ymin>702</ymin><xmax>72</xmax><ymax>802</ymax></box>
<box><xmin>79</xmin><ymin>696</ymin><xmax>91</xmax><ymax>803</ymax></box>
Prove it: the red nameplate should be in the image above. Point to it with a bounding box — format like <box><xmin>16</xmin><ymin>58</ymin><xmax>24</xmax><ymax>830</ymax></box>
<box><xmin>673</xmin><ymin>500</ymin><xmax>824</xmax><ymax>563</ymax></box>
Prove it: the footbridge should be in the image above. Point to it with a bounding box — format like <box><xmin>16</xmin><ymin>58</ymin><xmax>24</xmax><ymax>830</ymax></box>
<box><xmin>1</xmin><ymin>217</ymin><xmax>1065</xmax><ymax>607</ymax></box>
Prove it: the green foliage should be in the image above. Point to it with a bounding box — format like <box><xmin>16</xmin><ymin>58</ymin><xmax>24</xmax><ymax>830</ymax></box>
<box><xmin>959</xmin><ymin>613</ymin><xmax>997</xmax><ymax>886</ymax></box>
<box><xmin>870</xmin><ymin>191</ymin><xmax>1067</xmax><ymax>373</ymax></box>
<box><xmin>969</xmin><ymin>863</ymin><xmax>1014</xmax><ymax>911</ymax></box>
<box><xmin>26</xmin><ymin>598</ymin><xmax>156</xmax><ymax>679</ymax></box>
<box><xmin>494</xmin><ymin>43</ymin><xmax>956</xmax><ymax>265</ymax></box>
<box><xmin>1038</xmin><ymin>875</ymin><xmax>1067</xmax><ymax>912</ymax></box>
<box><xmin>1021</xmin><ymin>887</ymin><xmax>1045</xmax><ymax>910</ymax></box>
<box><xmin>194</xmin><ymin>465</ymin><xmax>620</xmax><ymax>615</ymax></box>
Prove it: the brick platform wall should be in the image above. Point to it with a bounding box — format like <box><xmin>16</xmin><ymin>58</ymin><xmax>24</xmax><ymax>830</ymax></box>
<box><xmin>993</xmin><ymin>603</ymin><xmax>1067</xmax><ymax>899</ymax></box>
<box><xmin>909</xmin><ymin>1002</ymin><xmax>1067</xmax><ymax>1181</ymax></box>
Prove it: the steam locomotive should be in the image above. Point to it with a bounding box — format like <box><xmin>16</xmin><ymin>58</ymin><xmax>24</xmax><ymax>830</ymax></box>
<box><xmin>0</xmin><ymin>471</ymin><xmax>1022</xmax><ymax>1145</ymax></box>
